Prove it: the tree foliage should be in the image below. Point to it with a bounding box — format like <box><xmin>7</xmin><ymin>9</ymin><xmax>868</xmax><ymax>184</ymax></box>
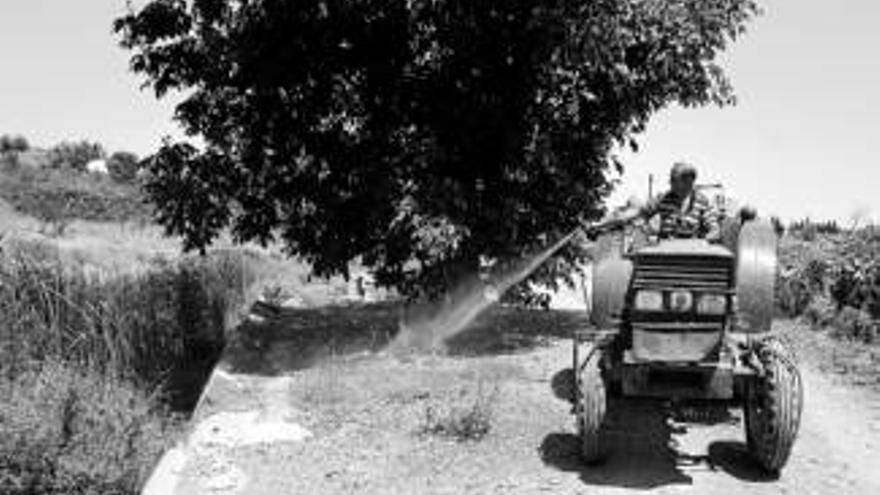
<box><xmin>0</xmin><ymin>134</ymin><xmax>30</xmax><ymax>153</ymax></box>
<box><xmin>116</xmin><ymin>0</ymin><xmax>759</xmax><ymax>297</ymax></box>
<box><xmin>107</xmin><ymin>151</ymin><xmax>141</xmax><ymax>183</ymax></box>
<box><xmin>48</xmin><ymin>141</ymin><xmax>106</xmax><ymax>172</ymax></box>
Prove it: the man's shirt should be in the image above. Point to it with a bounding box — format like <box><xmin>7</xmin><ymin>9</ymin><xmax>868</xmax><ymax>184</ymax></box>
<box><xmin>640</xmin><ymin>190</ymin><xmax>719</xmax><ymax>240</ymax></box>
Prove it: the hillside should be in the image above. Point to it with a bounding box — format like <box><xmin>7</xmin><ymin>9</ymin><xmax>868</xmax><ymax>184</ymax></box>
<box><xmin>0</xmin><ymin>159</ymin><xmax>151</xmax><ymax>226</ymax></box>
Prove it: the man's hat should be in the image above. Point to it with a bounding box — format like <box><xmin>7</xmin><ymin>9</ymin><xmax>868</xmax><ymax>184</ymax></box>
<box><xmin>671</xmin><ymin>161</ymin><xmax>697</xmax><ymax>181</ymax></box>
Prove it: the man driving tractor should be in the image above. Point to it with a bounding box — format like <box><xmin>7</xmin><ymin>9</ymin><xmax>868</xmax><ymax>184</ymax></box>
<box><xmin>594</xmin><ymin>162</ymin><xmax>721</xmax><ymax>241</ymax></box>
<box><xmin>642</xmin><ymin>162</ymin><xmax>720</xmax><ymax>240</ymax></box>
<box><xmin>569</xmin><ymin>161</ymin><xmax>800</xmax><ymax>473</ymax></box>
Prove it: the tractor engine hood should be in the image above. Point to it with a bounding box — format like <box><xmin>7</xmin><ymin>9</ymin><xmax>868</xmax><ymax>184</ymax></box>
<box><xmin>630</xmin><ymin>239</ymin><xmax>734</xmax><ymax>260</ymax></box>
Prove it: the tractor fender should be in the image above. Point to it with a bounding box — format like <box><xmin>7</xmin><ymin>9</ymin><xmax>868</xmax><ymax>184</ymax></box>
<box><xmin>735</xmin><ymin>219</ymin><xmax>778</xmax><ymax>333</ymax></box>
<box><xmin>590</xmin><ymin>254</ymin><xmax>633</xmax><ymax>329</ymax></box>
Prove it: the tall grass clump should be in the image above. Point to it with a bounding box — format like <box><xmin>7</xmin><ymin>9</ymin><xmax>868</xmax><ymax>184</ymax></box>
<box><xmin>0</xmin><ymin>238</ymin><xmax>257</xmax><ymax>493</ymax></box>
<box><xmin>0</xmin><ymin>361</ymin><xmax>179</xmax><ymax>494</ymax></box>
<box><xmin>0</xmin><ymin>239</ymin><xmax>252</xmax><ymax>385</ymax></box>
<box><xmin>420</xmin><ymin>382</ymin><xmax>500</xmax><ymax>442</ymax></box>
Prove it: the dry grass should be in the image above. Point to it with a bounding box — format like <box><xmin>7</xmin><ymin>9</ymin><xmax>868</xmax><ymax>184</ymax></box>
<box><xmin>419</xmin><ymin>381</ymin><xmax>501</xmax><ymax>442</ymax></box>
<box><xmin>779</xmin><ymin>320</ymin><xmax>880</xmax><ymax>390</ymax></box>
<box><xmin>0</xmin><ymin>361</ymin><xmax>180</xmax><ymax>494</ymax></box>
<box><xmin>0</xmin><ymin>234</ymin><xmax>274</xmax><ymax>493</ymax></box>
<box><xmin>0</xmin><ymin>237</ymin><xmax>250</xmax><ymax>385</ymax></box>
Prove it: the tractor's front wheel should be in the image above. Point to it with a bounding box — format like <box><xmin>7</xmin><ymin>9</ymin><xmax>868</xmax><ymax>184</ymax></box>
<box><xmin>744</xmin><ymin>340</ymin><xmax>803</xmax><ymax>474</ymax></box>
<box><xmin>577</xmin><ymin>348</ymin><xmax>609</xmax><ymax>463</ymax></box>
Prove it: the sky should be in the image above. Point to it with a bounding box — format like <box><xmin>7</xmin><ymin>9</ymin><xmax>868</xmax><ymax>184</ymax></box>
<box><xmin>0</xmin><ymin>1</ymin><xmax>878</xmax><ymax>223</ymax></box>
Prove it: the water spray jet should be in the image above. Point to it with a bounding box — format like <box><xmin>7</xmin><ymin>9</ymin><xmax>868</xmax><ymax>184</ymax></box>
<box><xmin>394</xmin><ymin>227</ymin><xmax>588</xmax><ymax>353</ymax></box>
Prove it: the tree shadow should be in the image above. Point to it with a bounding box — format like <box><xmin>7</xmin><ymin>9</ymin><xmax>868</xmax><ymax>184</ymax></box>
<box><xmin>222</xmin><ymin>302</ymin><xmax>401</xmax><ymax>376</ymax></box>
<box><xmin>164</xmin><ymin>354</ymin><xmax>223</xmax><ymax>413</ymax></box>
<box><xmin>221</xmin><ymin>303</ymin><xmax>589</xmax><ymax>375</ymax></box>
<box><xmin>444</xmin><ymin>307</ymin><xmax>588</xmax><ymax>356</ymax></box>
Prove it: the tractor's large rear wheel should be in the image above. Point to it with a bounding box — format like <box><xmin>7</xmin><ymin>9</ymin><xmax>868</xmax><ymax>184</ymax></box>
<box><xmin>744</xmin><ymin>340</ymin><xmax>803</xmax><ymax>474</ymax></box>
<box><xmin>577</xmin><ymin>348</ymin><xmax>609</xmax><ymax>463</ymax></box>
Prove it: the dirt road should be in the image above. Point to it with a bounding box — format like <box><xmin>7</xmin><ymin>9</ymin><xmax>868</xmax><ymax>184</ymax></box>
<box><xmin>150</xmin><ymin>314</ymin><xmax>880</xmax><ymax>495</ymax></box>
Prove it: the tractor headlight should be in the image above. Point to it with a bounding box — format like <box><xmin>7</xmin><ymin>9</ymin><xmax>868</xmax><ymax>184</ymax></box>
<box><xmin>669</xmin><ymin>290</ymin><xmax>693</xmax><ymax>312</ymax></box>
<box><xmin>634</xmin><ymin>290</ymin><xmax>663</xmax><ymax>311</ymax></box>
<box><xmin>697</xmin><ymin>294</ymin><xmax>727</xmax><ymax>315</ymax></box>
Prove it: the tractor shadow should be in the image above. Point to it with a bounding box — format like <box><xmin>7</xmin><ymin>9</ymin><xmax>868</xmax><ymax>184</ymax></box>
<box><xmin>539</xmin><ymin>398</ymin><xmax>777</xmax><ymax>489</ymax></box>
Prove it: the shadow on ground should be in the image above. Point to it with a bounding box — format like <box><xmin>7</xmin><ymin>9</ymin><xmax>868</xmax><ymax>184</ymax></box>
<box><xmin>165</xmin><ymin>354</ymin><xmax>224</xmax><ymax>412</ymax></box>
<box><xmin>707</xmin><ymin>441</ymin><xmax>780</xmax><ymax>482</ymax></box>
<box><xmin>444</xmin><ymin>307</ymin><xmax>588</xmax><ymax>356</ymax></box>
<box><xmin>539</xmin><ymin>399</ymin><xmax>777</xmax><ymax>490</ymax></box>
<box><xmin>222</xmin><ymin>302</ymin><xmax>590</xmax><ymax>376</ymax></box>
<box><xmin>223</xmin><ymin>302</ymin><xmax>401</xmax><ymax>375</ymax></box>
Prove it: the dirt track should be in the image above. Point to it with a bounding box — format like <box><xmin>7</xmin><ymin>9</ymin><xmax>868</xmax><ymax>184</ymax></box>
<box><xmin>157</xmin><ymin>316</ymin><xmax>880</xmax><ymax>495</ymax></box>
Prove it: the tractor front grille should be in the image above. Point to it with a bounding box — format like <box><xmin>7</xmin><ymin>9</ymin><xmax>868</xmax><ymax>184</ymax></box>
<box><xmin>631</xmin><ymin>323</ymin><xmax>723</xmax><ymax>362</ymax></box>
<box><xmin>632</xmin><ymin>256</ymin><xmax>732</xmax><ymax>292</ymax></box>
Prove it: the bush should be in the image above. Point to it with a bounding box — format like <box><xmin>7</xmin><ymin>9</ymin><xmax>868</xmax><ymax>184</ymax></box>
<box><xmin>0</xmin><ymin>361</ymin><xmax>179</xmax><ymax>494</ymax></box>
<box><xmin>789</xmin><ymin>218</ymin><xmax>841</xmax><ymax>240</ymax></box>
<box><xmin>107</xmin><ymin>151</ymin><xmax>141</xmax><ymax>184</ymax></box>
<box><xmin>0</xmin><ymin>238</ymin><xmax>252</xmax><ymax>389</ymax></box>
<box><xmin>803</xmin><ymin>296</ymin><xmax>837</xmax><ymax>329</ymax></box>
<box><xmin>777</xmin><ymin>245</ymin><xmax>829</xmax><ymax>317</ymax></box>
<box><xmin>0</xmin><ymin>240</ymin><xmax>258</xmax><ymax>492</ymax></box>
<box><xmin>0</xmin><ymin>165</ymin><xmax>152</xmax><ymax>223</ymax></box>
<box><xmin>831</xmin><ymin>307</ymin><xmax>877</xmax><ymax>344</ymax></box>
<box><xmin>420</xmin><ymin>382</ymin><xmax>499</xmax><ymax>442</ymax></box>
<box><xmin>0</xmin><ymin>134</ymin><xmax>30</xmax><ymax>153</ymax></box>
<box><xmin>778</xmin><ymin>228</ymin><xmax>880</xmax><ymax>344</ymax></box>
<box><xmin>48</xmin><ymin>141</ymin><xmax>106</xmax><ymax>172</ymax></box>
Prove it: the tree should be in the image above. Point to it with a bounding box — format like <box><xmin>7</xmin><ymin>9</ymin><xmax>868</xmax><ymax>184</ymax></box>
<box><xmin>48</xmin><ymin>141</ymin><xmax>106</xmax><ymax>172</ymax></box>
<box><xmin>0</xmin><ymin>134</ymin><xmax>30</xmax><ymax>153</ymax></box>
<box><xmin>116</xmin><ymin>0</ymin><xmax>759</xmax><ymax>298</ymax></box>
<box><xmin>107</xmin><ymin>151</ymin><xmax>141</xmax><ymax>183</ymax></box>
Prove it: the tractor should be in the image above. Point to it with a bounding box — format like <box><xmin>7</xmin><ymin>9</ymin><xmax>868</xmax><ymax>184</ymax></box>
<box><xmin>569</xmin><ymin>205</ymin><xmax>803</xmax><ymax>474</ymax></box>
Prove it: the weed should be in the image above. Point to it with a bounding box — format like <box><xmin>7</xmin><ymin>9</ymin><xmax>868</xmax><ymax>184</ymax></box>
<box><xmin>831</xmin><ymin>307</ymin><xmax>877</xmax><ymax>344</ymax></box>
<box><xmin>0</xmin><ymin>238</ymin><xmax>255</xmax><ymax>493</ymax></box>
<box><xmin>420</xmin><ymin>382</ymin><xmax>500</xmax><ymax>442</ymax></box>
<box><xmin>0</xmin><ymin>360</ymin><xmax>180</xmax><ymax>494</ymax></box>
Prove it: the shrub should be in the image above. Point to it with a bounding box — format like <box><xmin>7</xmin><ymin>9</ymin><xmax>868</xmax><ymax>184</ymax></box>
<box><xmin>789</xmin><ymin>218</ymin><xmax>841</xmax><ymax>239</ymax></box>
<box><xmin>0</xmin><ymin>360</ymin><xmax>180</xmax><ymax>494</ymax></box>
<box><xmin>779</xmin><ymin>229</ymin><xmax>880</xmax><ymax>343</ymax></box>
<box><xmin>107</xmin><ymin>151</ymin><xmax>141</xmax><ymax>184</ymax></box>
<box><xmin>0</xmin><ymin>134</ymin><xmax>29</xmax><ymax>153</ymax></box>
<box><xmin>0</xmin><ymin>238</ymin><xmax>251</xmax><ymax>389</ymax></box>
<box><xmin>803</xmin><ymin>296</ymin><xmax>837</xmax><ymax>329</ymax></box>
<box><xmin>48</xmin><ymin>141</ymin><xmax>106</xmax><ymax>172</ymax></box>
<box><xmin>420</xmin><ymin>382</ymin><xmax>499</xmax><ymax>442</ymax></box>
<box><xmin>0</xmin><ymin>240</ymin><xmax>259</xmax><ymax>493</ymax></box>
<box><xmin>830</xmin><ymin>307</ymin><xmax>877</xmax><ymax>344</ymax></box>
<box><xmin>0</xmin><ymin>164</ymin><xmax>152</xmax><ymax>223</ymax></box>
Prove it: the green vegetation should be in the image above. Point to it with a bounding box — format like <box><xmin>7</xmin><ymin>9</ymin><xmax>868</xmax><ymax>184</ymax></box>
<box><xmin>0</xmin><ymin>134</ymin><xmax>30</xmax><ymax>153</ymax></box>
<box><xmin>46</xmin><ymin>141</ymin><xmax>106</xmax><ymax>172</ymax></box>
<box><xmin>0</xmin><ymin>361</ymin><xmax>178</xmax><ymax>495</ymax></box>
<box><xmin>778</xmin><ymin>226</ymin><xmax>880</xmax><ymax>344</ymax></box>
<box><xmin>420</xmin><ymin>382</ymin><xmax>500</xmax><ymax>443</ymax></box>
<box><xmin>116</xmin><ymin>0</ymin><xmax>759</xmax><ymax>299</ymax></box>
<box><xmin>0</xmin><ymin>238</ymin><xmax>256</xmax><ymax>493</ymax></box>
<box><xmin>0</xmin><ymin>158</ymin><xmax>151</xmax><ymax>228</ymax></box>
<box><xmin>107</xmin><ymin>151</ymin><xmax>141</xmax><ymax>184</ymax></box>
